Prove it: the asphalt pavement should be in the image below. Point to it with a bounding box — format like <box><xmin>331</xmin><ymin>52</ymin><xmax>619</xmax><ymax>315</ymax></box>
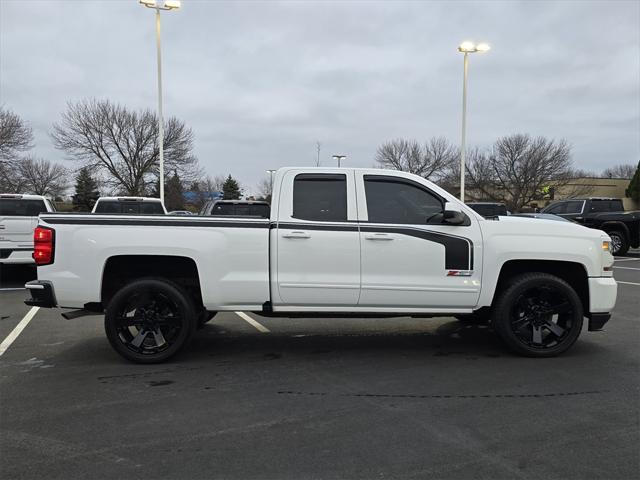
<box><xmin>0</xmin><ymin>253</ymin><xmax>639</xmax><ymax>480</ymax></box>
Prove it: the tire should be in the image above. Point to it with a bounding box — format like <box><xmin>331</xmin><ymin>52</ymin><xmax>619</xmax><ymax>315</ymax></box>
<box><xmin>607</xmin><ymin>230</ymin><xmax>629</xmax><ymax>256</ymax></box>
<box><xmin>493</xmin><ymin>273</ymin><xmax>583</xmax><ymax>357</ymax></box>
<box><xmin>104</xmin><ymin>278</ymin><xmax>197</xmax><ymax>364</ymax></box>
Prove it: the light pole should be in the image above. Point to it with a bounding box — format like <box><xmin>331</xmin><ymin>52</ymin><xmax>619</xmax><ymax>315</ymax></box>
<box><xmin>332</xmin><ymin>155</ymin><xmax>346</xmax><ymax>167</ymax></box>
<box><xmin>457</xmin><ymin>41</ymin><xmax>490</xmax><ymax>202</ymax></box>
<box><xmin>139</xmin><ymin>0</ymin><xmax>181</xmax><ymax>203</ymax></box>
<box><xmin>266</xmin><ymin>169</ymin><xmax>276</xmax><ymax>199</ymax></box>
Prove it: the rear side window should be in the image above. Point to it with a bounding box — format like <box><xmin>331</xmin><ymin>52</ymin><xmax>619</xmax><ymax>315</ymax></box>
<box><xmin>364</xmin><ymin>176</ymin><xmax>443</xmax><ymax>224</ymax></box>
<box><xmin>590</xmin><ymin>200</ymin><xmax>616</xmax><ymax>213</ymax></box>
<box><xmin>0</xmin><ymin>199</ymin><xmax>48</xmax><ymax>216</ymax></box>
<box><xmin>94</xmin><ymin>201</ymin><xmax>164</xmax><ymax>214</ymax></box>
<box><xmin>293</xmin><ymin>174</ymin><xmax>347</xmax><ymax>222</ymax></box>
<box><xmin>140</xmin><ymin>202</ymin><xmax>164</xmax><ymax>214</ymax></box>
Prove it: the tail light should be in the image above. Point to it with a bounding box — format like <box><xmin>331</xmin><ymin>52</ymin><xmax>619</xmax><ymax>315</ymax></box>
<box><xmin>33</xmin><ymin>226</ymin><xmax>55</xmax><ymax>266</ymax></box>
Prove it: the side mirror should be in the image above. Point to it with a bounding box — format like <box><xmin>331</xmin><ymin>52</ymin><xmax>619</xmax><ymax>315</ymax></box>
<box><xmin>443</xmin><ymin>202</ymin><xmax>466</xmax><ymax>225</ymax></box>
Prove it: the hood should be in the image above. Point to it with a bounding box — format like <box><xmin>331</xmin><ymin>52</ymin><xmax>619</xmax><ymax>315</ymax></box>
<box><xmin>481</xmin><ymin>215</ymin><xmax>605</xmax><ymax>240</ymax></box>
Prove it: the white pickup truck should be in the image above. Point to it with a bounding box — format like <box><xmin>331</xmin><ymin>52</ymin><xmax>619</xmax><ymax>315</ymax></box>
<box><xmin>1</xmin><ymin>194</ymin><xmax>56</xmax><ymax>264</ymax></box>
<box><xmin>25</xmin><ymin>168</ymin><xmax>617</xmax><ymax>363</ymax></box>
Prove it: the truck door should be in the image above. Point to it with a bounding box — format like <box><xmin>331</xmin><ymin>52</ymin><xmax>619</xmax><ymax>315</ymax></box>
<box><xmin>355</xmin><ymin>173</ymin><xmax>482</xmax><ymax>308</ymax></box>
<box><xmin>274</xmin><ymin>170</ymin><xmax>360</xmax><ymax>306</ymax></box>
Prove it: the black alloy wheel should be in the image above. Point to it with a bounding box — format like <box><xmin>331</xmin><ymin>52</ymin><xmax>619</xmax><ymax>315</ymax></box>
<box><xmin>493</xmin><ymin>273</ymin><xmax>583</xmax><ymax>357</ymax></box>
<box><xmin>105</xmin><ymin>278</ymin><xmax>196</xmax><ymax>363</ymax></box>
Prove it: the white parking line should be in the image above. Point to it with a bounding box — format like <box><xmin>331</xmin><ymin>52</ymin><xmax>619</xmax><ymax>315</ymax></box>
<box><xmin>617</xmin><ymin>281</ymin><xmax>640</xmax><ymax>286</ymax></box>
<box><xmin>0</xmin><ymin>288</ymin><xmax>26</xmax><ymax>291</ymax></box>
<box><xmin>0</xmin><ymin>306</ymin><xmax>39</xmax><ymax>357</ymax></box>
<box><xmin>235</xmin><ymin>311</ymin><xmax>270</xmax><ymax>333</ymax></box>
<box><xmin>614</xmin><ymin>258</ymin><xmax>640</xmax><ymax>262</ymax></box>
<box><xmin>614</xmin><ymin>266</ymin><xmax>640</xmax><ymax>271</ymax></box>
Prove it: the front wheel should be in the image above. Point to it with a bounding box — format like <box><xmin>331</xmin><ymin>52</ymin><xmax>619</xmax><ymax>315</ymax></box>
<box><xmin>607</xmin><ymin>230</ymin><xmax>629</xmax><ymax>256</ymax></box>
<box><xmin>104</xmin><ymin>278</ymin><xmax>197</xmax><ymax>363</ymax></box>
<box><xmin>493</xmin><ymin>273</ymin><xmax>583</xmax><ymax>357</ymax></box>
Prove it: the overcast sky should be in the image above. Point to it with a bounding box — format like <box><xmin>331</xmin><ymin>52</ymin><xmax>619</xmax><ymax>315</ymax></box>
<box><xmin>1</xmin><ymin>0</ymin><xmax>639</xmax><ymax>193</ymax></box>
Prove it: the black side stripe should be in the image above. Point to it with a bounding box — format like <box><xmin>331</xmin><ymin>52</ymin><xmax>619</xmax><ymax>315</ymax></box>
<box><xmin>40</xmin><ymin>217</ymin><xmax>270</xmax><ymax>229</ymax></box>
<box><xmin>274</xmin><ymin>222</ymin><xmax>359</xmax><ymax>232</ymax></box>
<box><xmin>360</xmin><ymin>225</ymin><xmax>472</xmax><ymax>270</ymax></box>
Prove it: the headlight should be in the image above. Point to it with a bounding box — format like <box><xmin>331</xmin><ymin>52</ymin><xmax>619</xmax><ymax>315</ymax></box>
<box><xmin>602</xmin><ymin>241</ymin><xmax>610</xmax><ymax>251</ymax></box>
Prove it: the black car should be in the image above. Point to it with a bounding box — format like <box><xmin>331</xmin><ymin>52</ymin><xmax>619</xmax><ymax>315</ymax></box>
<box><xmin>541</xmin><ymin>198</ymin><xmax>640</xmax><ymax>255</ymax></box>
<box><xmin>467</xmin><ymin>202</ymin><xmax>509</xmax><ymax>218</ymax></box>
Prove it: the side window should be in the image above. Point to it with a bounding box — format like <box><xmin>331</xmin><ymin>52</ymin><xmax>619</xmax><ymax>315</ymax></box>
<box><xmin>546</xmin><ymin>202</ymin><xmax>566</xmax><ymax>214</ymax></box>
<box><xmin>141</xmin><ymin>202</ymin><xmax>164</xmax><ymax>214</ymax></box>
<box><xmin>364</xmin><ymin>176</ymin><xmax>443</xmax><ymax>224</ymax></box>
<box><xmin>590</xmin><ymin>200</ymin><xmax>609</xmax><ymax>213</ymax></box>
<box><xmin>293</xmin><ymin>174</ymin><xmax>347</xmax><ymax>222</ymax></box>
<box><xmin>564</xmin><ymin>201</ymin><xmax>583</xmax><ymax>214</ymax></box>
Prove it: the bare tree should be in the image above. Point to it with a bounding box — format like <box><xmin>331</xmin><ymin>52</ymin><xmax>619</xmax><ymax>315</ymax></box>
<box><xmin>256</xmin><ymin>177</ymin><xmax>272</xmax><ymax>202</ymax></box>
<box><xmin>0</xmin><ymin>107</ymin><xmax>33</xmax><ymax>162</ymax></box>
<box><xmin>51</xmin><ymin>99</ymin><xmax>200</xmax><ymax>196</ymax></box>
<box><xmin>602</xmin><ymin>164</ymin><xmax>636</xmax><ymax>179</ymax></box>
<box><xmin>463</xmin><ymin>134</ymin><xmax>578</xmax><ymax>211</ymax></box>
<box><xmin>375</xmin><ymin>137</ymin><xmax>457</xmax><ymax>180</ymax></box>
<box><xmin>17</xmin><ymin>156</ymin><xmax>68</xmax><ymax>197</ymax></box>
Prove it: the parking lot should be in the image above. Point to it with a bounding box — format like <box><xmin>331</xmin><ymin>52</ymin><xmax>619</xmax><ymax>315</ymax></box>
<box><xmin>1</xmin><ymin>254</ymin><xmax>639</xmax><ymax>480</ymax></box>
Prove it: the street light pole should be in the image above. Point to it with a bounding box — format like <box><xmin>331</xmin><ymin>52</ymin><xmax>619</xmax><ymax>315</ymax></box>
<box><xmin>155</xmin><ymin>8</ymin><xmax>165</xmax><ymax>203</ymax></box>
<box><xmin>139</xmin><ymin>0</ymin><xmax>181</xmax><ymax>203</ymax></box>
<box><xmin>460</xmin><ymin>52</ymin><xmax>469</xmax><ymax>203</ymax></box>
<box><xmin>457</xmin><ymin>41</ymin><xmax>490</xmax><ymax>203</ymax></box>
<box><xmin>332</xmin><ymin>155</ymin><xmax>346</xmax><ymax>167</ymax></box>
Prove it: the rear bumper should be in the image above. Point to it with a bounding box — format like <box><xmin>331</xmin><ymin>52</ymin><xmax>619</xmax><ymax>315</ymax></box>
<box><xmin>0</xmin><ymin>248</ymin><xmax>34</xmax><ymax>264</ymax></box>
<box><xmin>24</xmin><ymin>280</ymin><xmax>57</xmax><ymax>308</ymax></box>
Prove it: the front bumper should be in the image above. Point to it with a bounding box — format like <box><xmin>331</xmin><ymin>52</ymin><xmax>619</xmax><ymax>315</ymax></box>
<box><xmin>24</xmin><ymin>280</ymin><xmax>57</xmax><ymax>308</ymax></box>
<box><xmin>587</xmin><ymin>313</ymin><xmax>611</xmax><ymax>332</ymax></box>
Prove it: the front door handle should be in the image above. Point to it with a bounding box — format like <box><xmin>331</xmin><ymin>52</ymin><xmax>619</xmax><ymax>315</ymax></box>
<box><xmin>282</xmin><ymin>231</ymin><xmax>311</xmax><ymax>239</ymax></box>
<box><xmin>364</xmin><ymin>233</ymin><xmax>394</xmax><ymax>241</ymax></box>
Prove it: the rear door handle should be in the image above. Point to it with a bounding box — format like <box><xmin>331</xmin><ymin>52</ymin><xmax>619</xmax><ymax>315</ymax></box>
<box><xmin>364</xmin><ymin>233</ymin><xmax>394</xmax><ymax>241</ymax></box>
<box><xmin>282</xmin><ymin>231</ymin><xmax>311</xmax><ymax>239</ymax></box>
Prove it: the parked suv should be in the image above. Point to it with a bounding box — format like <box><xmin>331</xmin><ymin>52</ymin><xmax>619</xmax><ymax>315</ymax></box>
<box><xmin>92</xmin><ymin>197</ymin><xmax>167</xmax><ymax>215</ymax></box>
<box><xmin>200</xmin><ymin>199</ymin><xmax>270</xmax><ymax>218</ymax></box>
<box><xmin>541</xmin><ymin>198</ymin><xmax>640</xmax><ymax>255</ymax></box>
<box><xmin>0</xmin><ymin>194</ymin><xmax>56</xmax><ymax>264</ymax></box>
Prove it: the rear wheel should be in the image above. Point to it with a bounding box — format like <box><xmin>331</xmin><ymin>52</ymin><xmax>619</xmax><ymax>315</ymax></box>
<box><xmin>104</xmin><ymin>278</ymin><xmax>197</xmax><ymax>363</ymax></box>
<box><xmin>493</xmin><ymin>273</ymin><xmax>583</xmax><ymax>357</ymax></box>
<box><xmin>607</xmin><ymin>230</ymin><xmax>629</xmax><ymax>256</ymax></box>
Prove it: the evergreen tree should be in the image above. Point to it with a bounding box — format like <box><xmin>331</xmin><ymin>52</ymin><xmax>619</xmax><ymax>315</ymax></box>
<box><xmin>165</xmin><ymin>171</ymin><xmax>185</xmax><ymax>211</ymax></box>
<box><xmin>72</xmin><ymin>167</ymin><xmax>99</xmax><ymax>211</ymax></box>
<box><xmin>625</xmin><ymin>161</ymin><xmax>640</xmax><ymax>201</ymax></box>
<box><xmin>222</xmin><ymin>175</ymin><xmax>242</xmax><ymax>200</ymax></box>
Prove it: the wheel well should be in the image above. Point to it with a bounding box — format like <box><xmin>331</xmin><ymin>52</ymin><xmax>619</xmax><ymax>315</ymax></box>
<box><xmin>493</xmin><ymin>260</ymin><xmax>589</xmax><ymax>313</ymax></box>
<box><xmin>101</xmin><ymin>255</ymin><xmax>203</xmax><ymax>310</ymax></box>
<box><xmin>600</xmin><ymin>222</ymin><xmax>629</xmax><ymax>240</ymax></box>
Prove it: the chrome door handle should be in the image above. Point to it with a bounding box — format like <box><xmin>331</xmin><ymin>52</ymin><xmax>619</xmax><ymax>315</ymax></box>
<box><xmin>282</xmin><ymin>231</ymin><xmax>311</xmax><ymax>239</ymax></box>
<box><xmin>364</xmin><ymin>233</ymin><xmax>394</xmax><ymax>241</ymax></box>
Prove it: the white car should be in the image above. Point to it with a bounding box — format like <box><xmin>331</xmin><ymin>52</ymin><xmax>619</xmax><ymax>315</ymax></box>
<box><xmin>0</xmin><ymin>194</ymin><xmax>56</xmax><ymax>264</ymax></box>
<box><xmin>26</xmin><ymin>168</ymin><xmax>617</xmax><ymax>363</ymax></box>
<box><xmin>91</xmin><ymin>196</ymin><xmax>167</xmax><ymax>215</ymax></box>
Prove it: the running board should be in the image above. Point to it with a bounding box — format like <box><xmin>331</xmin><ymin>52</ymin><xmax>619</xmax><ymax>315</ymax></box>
<box><xmin>61</xmin><ymin>309</ymin><xmax>93</xmax><ymax>320</ymax></box>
